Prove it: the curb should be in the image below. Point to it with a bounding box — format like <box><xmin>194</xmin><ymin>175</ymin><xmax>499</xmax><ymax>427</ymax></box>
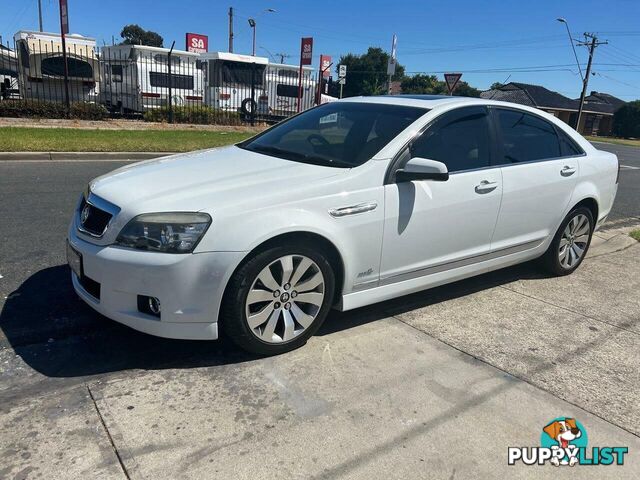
<box><xmin>0</xmin><ymin>152</ymin><xmax>176</xmax><ymax>161</ymax></box>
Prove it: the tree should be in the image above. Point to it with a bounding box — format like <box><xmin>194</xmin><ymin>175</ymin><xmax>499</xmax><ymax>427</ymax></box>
<box><xmin>490</xmin><ymin>82</ymin><xmax>504</xmax><ymax>90</ymax></box>
<box><xmin>400</xmin><ymin>75</ymin><xmax>481</xmax><ymax>97</ymax></box>
<box><xmin>120</xmin><ymin>24</ymin><xmax>163</xmax><ymax>47</ymax></box>
<box><xmin>452</xmin><ymin>81</ymin><xmax>481</xmax><ymax>98</ymax></box>
<box><xmin>400</xmin><ymin>74</ymin><xmax>446</xmax><ymax>95</ymax></box>
<box><xmin>333</xmin><ymin>47</ymin><xmax>405</xmax><ymax>97</ymax></box>
<box><xmin>613</xmin><ymin>100</ymin><xmax>640</xmax><ymax>138</ymax></box>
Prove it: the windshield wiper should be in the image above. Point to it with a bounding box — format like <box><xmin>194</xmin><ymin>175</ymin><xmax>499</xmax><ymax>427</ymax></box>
<box><xmin>245</xmin><ymin>144</ymin><xmax>353</xmax><ymax>168</ymax></box>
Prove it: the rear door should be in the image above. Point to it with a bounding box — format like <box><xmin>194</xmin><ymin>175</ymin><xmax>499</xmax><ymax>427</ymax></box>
<box><xmin>489</xmin><ymin>107</ymin><xmax>581</xmax><ymax>251</ymax></box>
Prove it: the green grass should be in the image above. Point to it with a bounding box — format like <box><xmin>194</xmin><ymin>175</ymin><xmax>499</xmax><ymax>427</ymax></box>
<box><xmin>630</xmin><ymin>229</ymin><xmax>640</xmax><ymax>242</ymax></box>
<box><xmin>586</xmin><ymin>136</ymin><xmax>640</xmax><ymax>147</ymax></box>
<box><xmin>0</xmin><ymin>127</ymin><xmax>254</xmax><ymax>152</ymax></box>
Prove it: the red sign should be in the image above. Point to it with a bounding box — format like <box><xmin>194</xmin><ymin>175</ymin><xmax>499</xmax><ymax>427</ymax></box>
<box><xmin>444</xmin><ymin>73</ymin><xmax>462</xmax><ymax>94</ymax></box>
<box><xmin>186</xmin><ymin>33</ymin><xmax>208</xmax><ymax>53</ymax></box>
<box><xmin>59</xmin><ymin>0</ymin><xmax>69</xmax><ymax>35</ymax></box>
<box><xmin>320</xmin><ymin>55</ymin><xmax>332</xmax><ymax>78</ymax></box>
<box><xmin>300</xmin><ymin>37</ymin><xmax>313</xmax><ymax>66</ymax></box>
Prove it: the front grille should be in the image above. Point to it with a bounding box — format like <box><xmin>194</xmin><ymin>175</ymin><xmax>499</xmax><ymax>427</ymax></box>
<box><xmin>78</xmin><ymin>197</ymin><xmax>113</xmax><ymax>237</ymax></box>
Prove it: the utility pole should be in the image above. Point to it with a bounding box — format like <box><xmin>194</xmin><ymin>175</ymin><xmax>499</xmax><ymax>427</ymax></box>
<box><xmin>228</xmin><ymin>7</ymin><xmax>234</xmax><ymax>53</ymax></box>
<box><xmin>38</xmin><ymin>0</ymin><xmax>44</xmax><ymax>32</ymax></box>
<box><xmin>276</xmin><ymin>53</ymin><xmax>290</xmax><ymax>64</ymax></box>
<box><xmin>575</xmin><ymin>33</ymin><xmax>607</xmax><ymax>132</ymax></box>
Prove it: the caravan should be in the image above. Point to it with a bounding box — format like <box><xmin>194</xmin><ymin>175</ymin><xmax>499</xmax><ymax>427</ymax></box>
<box><xmin>201</xmin><ymin>52</ymin><xmax>317</xmax><ymax>120</ymax></box>
<box><xmin>264</xmin><ymin>62</ymin><xmax>315</xmax><ymax>119</ymax></box>
<box><xmin>14</xmin><ymin>31</ymin><xmax>99</xmax><ymax>103</ymax></box>
<box><xmin>0</xmin><ymin>44</ymin><xmax>19</xmax><ymax>100</ymax></box>
<box><xmin>201</xmin><ymin>52</ymin><xmax>269</xmax><ymax>116</ymax></box>
<box><xmin>99</xmin><ymin>45</ymin><xmax>204</xmax><ymax>114</ymax></box>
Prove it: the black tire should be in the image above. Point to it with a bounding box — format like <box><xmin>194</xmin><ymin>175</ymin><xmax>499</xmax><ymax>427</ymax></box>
<box><xmin>540</xmin><ymin>206</ymin><xmax>594</xmax><ymax>276</ymax></box>
<box><xmin>221</xmin><ymin>243</ymin><xmax>336</xmax><ymax>356</ymax></box>
<box><xmin>240</xmin><ymin>97</ymin><xmax>257</xmax><ymax>116</ymax></box>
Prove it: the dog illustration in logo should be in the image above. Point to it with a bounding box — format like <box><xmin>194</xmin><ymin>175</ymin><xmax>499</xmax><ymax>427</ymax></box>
<box><xmin>543</xmin><ymin>418</ymin><xmax>582</xmax><ymax>466</ymax></box>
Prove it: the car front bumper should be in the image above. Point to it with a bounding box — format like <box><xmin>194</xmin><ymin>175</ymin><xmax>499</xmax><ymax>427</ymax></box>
<box><xmin>68</xmin><ymin>228</ymin><xmax>246</xmax><ymax>340</ymax></box>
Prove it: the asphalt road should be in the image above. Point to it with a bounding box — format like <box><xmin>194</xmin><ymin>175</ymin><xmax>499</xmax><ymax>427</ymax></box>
<box><xmin>0</xmin><ymin>146</ymin><xmax>639</xmax><ymax>478</ymax></box>
<box><xmin>592</xmin><ymin>142</ymin><xmax>640</xmax><ymax>225</ymax></box>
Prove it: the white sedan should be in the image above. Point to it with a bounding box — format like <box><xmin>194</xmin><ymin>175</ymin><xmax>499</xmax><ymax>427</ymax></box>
<box><xmin>67</xmin><ymin>95</ymin><xmax>619</xmax><ymax>355</ymax></box>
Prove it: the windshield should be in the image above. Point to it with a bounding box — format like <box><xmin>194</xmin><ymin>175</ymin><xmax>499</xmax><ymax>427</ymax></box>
<box><xmin>239</xmin><ymin>102</ymin><xmax>428</xmax><ymax>168</ymax></box>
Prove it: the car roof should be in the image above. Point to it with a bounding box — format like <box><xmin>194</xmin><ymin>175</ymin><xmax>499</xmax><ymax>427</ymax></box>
<box><xmin>338</xmin><ymin>94</ymin><xmax>483</xmax><ymax>109</ymax></box>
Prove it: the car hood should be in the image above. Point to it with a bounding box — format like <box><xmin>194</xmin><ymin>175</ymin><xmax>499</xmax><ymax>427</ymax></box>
<box><xmin>89</xmin><ymin>145</ymin><xmax>346</xmax><ymax>213</ymax></box>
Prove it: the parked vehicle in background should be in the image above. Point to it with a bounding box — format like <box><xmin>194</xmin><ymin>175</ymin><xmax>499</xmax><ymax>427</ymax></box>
<box><xmin>201</xmin><ymin>52</ymin><xmax>316</xmax><ymax>121</ymax></box>
<box><xmin>99</xmin><ymin>44</ymin><xmax>204</xmax><ymax>114</ymax></box>
<box><xmin>264</xmin><ymin>62</ymin><xmax>315</xmax><ymax>119</ymax></box>
<box><xmin>14</xmin><ymin>31</ymin><xmax>99</xmax><ymax>103</ymax></box>
<box><xmin>0</xmin><ymin>44</ymin><xmax>20</xmax><ymax>100</ymax></box>
<box><xmin>201</xmin><ymin>52</ymin><xmax>269</xmax><ymax>116</ymax></box>
<box><xmin>67</xmin><ymin>96</ymin><xmax>619</xmax><ymax>355</ymax></box>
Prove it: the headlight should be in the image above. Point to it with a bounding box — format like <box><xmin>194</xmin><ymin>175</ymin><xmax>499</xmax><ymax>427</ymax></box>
<box><xmin>115</xmin><ymin>212</ymin><xmax>211</xmax><ymax>253</ymax></box>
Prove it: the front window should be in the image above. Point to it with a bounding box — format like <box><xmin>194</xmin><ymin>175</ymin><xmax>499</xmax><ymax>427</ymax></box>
<box><xmin>239</xmin><ymin>102</ymin><xmax>428</xmax><ymax>168</ymax></box>
<box><xmin>410</xmin><ymin>106</ymin><xmax>491</xmax><ymax>172</ymax></box>
<box><xmin>42</xmin><ymin>56</ymin><xmax>93</xmax><ymax>78</ymax></box>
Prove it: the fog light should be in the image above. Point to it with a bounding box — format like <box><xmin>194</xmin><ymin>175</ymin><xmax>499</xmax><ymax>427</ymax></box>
<box><xmin>137</xmin><ymin>295</ymin><xmax>161</xmax><ymax>318</ymax></box>
<box><xmin>148</xmin><ymin>297</ymin><xmax>161</xmax><ymax>315</ymax></box>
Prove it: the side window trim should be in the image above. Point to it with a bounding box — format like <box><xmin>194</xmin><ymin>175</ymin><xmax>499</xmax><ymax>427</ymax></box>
<box><xmin>384</xmin><ymin>105</ymin><xmax>493</xmax><ymax>184</ymax></box>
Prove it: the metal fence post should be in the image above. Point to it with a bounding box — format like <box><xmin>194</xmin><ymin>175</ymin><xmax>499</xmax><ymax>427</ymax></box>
<box><xmin>168</xmin><ymin>40</ymin><xmax>175</xmax><ymax>124</ymax></box>
<box><xmin>250</xmin><ymin>61</ymin><xmax>256</xmax><ymax>126</ymax></box>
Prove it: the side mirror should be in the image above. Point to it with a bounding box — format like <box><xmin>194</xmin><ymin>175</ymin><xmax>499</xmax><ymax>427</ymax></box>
<box><xmin>395</xmin><ymin>157</ymin><xmax>449</xmax><ymax>182</ymax></box>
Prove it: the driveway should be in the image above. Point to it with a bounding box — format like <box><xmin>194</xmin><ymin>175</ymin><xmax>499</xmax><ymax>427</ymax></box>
<box><xmin>0</xmin><ymin>155</ymin><xmax>638</xmax><ymax>479</ymax></box>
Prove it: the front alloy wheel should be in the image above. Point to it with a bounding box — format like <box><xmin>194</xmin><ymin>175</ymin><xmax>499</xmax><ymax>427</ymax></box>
<box><xmin>246</xmin><ymin>255</ymin><xmax>325</xmax><ymax>343</ymax></box>
<box><xmin>222</xmin><ymin>244</ymin><xmax>335</xmax><ymax>355</ymax></box>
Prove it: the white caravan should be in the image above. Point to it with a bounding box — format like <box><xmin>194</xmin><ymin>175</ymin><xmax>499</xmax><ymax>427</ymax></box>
<box><xmin>99</xmin><ymin>45</ymin><xmax>204</xmax><ymax>114</ymax></box>
<box><xmin>0</xmin><ymin>44</ymin><xmax>19</xmax><ymax>100</ymax></box>
<box><xmin>201</xmin><ymin>52</ymin><xmax>270</xmax><ymax>116</ymax></box>
<box><xmin>14</xmin><ymin>31</ymin><xmax>99</xmax><ymax>103</ymax></box>
<box><xmin>264</xmin><ymin>62</ymin><xmax>316</xmax><ymax>118</ymax></box>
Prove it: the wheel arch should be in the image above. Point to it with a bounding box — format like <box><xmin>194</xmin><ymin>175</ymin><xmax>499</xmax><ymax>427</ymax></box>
<box><xmin>222</xmin><ymin>230</ymin><xmax>346</xmax><ymax>309</ymax></box>
<box><xmin>571</xmin><ymin>197</ymin><xmax>599</xmax><ymax>223</ymax></box>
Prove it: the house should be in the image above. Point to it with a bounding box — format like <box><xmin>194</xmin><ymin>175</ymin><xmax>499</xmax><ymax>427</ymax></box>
<box><xmin>576</xmin><ymin>91</ymin><xmax>626</xmax><ymax>137</ymax></box>
<box><xmin>480</xmin><ymin>82</ymin><xmax>625</xmax><ymax>136</ymax></box>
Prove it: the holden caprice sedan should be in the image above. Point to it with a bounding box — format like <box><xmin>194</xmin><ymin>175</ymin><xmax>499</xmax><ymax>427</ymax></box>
<box><xmin>67</xmin><ymin>96</ymin><xmax>618</xmax><ymax>355</ymax></box>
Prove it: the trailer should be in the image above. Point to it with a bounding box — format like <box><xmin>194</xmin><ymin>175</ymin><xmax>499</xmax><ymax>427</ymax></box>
<box><xmin>14</xmin><ymin>31</ymin><xmax>99</xmax><ymax>103</ymax></box>
<box><xmin>99</xmin><ymin>44</ymin><xmax>204</xmax><ymax>114</ymax></box>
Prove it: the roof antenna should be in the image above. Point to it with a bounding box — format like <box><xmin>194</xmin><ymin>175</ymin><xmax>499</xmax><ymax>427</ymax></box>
<box><xmin>502</xmin><ymin>74</ymin><xmax>511</xmax><ymax>85</ymax></box>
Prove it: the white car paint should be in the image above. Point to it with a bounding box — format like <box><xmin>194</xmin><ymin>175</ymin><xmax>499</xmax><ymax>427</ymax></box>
<box><xmin>68</xmin><ymin>95</ymin><xmax>618</xmax><ymax>340</ymax></box>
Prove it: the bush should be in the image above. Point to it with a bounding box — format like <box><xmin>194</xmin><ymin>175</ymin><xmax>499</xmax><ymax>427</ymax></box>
<box><xmin>613</xmin><ymin>100</ymin><xmax>640</xmax><ymax>139</ymax></box>
<box><xmin>0</xmin><ymin>100</ymin><xmax>108</xmax><ymax>120</ymax></box>
<box><xmin>143</xmin><ymin>105</ymin><xmax>242</xmax><ymax>126</ymax></box>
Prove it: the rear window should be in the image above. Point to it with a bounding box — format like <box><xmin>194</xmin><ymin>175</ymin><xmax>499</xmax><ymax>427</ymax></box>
<box><xmin>494</xmin><ymin>108</ymin><xmax>561</xmax><ymax>163</ymax></box>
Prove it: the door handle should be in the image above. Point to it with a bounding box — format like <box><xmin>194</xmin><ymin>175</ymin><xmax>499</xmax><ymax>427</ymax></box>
<box><xmin>561</xmin><ymin>165</ymin><xmax>576</xmax><ymax>177</ymax></box>
<box><xmin>475</xmin><ymin>180</ymin><xmax>498</xmax><ymax>194</ymax></box>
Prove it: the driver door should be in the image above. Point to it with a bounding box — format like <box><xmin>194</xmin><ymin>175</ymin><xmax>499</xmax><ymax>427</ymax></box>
<box><xmin>380</xmin><ymin>106</ymin><xmax>503</xmax><ymax>284</ymax></box>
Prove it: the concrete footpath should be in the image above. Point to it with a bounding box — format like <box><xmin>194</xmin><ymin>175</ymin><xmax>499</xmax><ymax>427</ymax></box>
<box><xmin>1</xmin><ymin>237</ymin><xmax>638</xmax><ymax>479</ymax></box>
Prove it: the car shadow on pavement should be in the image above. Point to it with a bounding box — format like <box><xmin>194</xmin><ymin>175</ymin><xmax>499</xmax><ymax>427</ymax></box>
<box><xmin>0</xmin><ymin>261</ymin><xmax>553</xmax><ymax>379</ymax></box>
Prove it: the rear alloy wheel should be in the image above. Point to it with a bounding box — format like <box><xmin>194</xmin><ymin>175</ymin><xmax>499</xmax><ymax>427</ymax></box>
<box><xmin>541</xmin><ymin>207</ymin><xmax>594</xmax><ymax>276</ymax></box>
<box><xmin>222</xmin><ymin>245</ymin><xmax>335</xmax><ymax>355</ymax></box>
